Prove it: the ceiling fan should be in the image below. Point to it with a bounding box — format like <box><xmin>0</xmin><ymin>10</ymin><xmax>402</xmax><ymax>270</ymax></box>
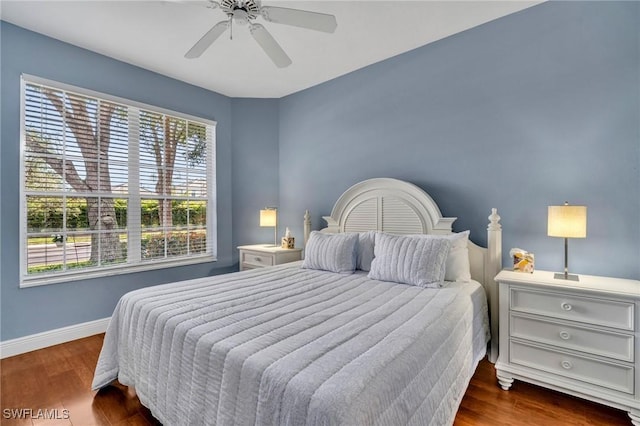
<box><xmin>184</xmin><ymin>0</ymin><xmax>337</xmax><ymax>68</ymax></box>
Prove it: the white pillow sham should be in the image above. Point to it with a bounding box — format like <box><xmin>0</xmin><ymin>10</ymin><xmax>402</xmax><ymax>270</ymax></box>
<box><xmin>391</xmin><ymin>231</ymin><xmax>472</xmax><ymax>282</ymax></box>
<box><xmin>355</xmin><ymin>231</ymin><xmax>376</xmax><ymax>271</ymax></box>
<box><xmin>443</xmin><ymin>231</ymin><xmax>471</xmax><ymax>282</ymax></box>
<box><xmin>302</xmin><ymin>231</ymin><xmax>358</xmax><ymax>274</ymax></box>
<box><xmin>368</xmin><ymin>232</ymin><xmax>451</xmax><ymax>288</ymax></box>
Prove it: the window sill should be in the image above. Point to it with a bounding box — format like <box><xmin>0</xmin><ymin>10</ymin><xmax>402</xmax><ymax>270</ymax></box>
<box><xmin>20</xmin><ymin>255</ymin><xmax>217</xmax><ymax>288</ymax></box>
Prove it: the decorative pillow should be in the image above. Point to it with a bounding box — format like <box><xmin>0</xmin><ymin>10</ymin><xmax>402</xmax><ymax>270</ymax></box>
<box><xmin>368</xmin><ymin>233</ymin><xmax>451</xmax><ymax>288</ymax></box>
<box><xmin>444</xmin><ymin>231</ymin><xmax>472</xmax><ymax>282</ymax></box>
<box><xmin>356</xmin><ymin>231</ymin><xmax>376</xmax><ymax>271</ymax></box>
<box><xmin>395</xmin><ymin>231</ymin><xmax>472</xmax><ymax>282</ymax></box>
<box><xmin>302</xmin><ymin>231</ymin><xmax>358</xmax><ymax>274</ymax></box>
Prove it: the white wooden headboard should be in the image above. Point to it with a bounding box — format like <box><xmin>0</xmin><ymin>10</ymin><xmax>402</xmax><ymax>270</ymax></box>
<box><xmin>302</xmin><ymin>178</ymin><xmax>502</xmax><ymax>362</ymax></box>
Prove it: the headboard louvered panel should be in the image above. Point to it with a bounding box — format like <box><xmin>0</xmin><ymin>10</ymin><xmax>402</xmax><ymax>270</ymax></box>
<box><xmin>322</xmin><ymin>178</ymin><xmax>455</xmax><ymax>235</ymax></box>
<box><xmin>381</xmin><ymin>196</ymin><xmax>424</xmax><ymax>234</ymax></box>
<box><xmin>343</xmin><ymin>198</ymin><xmax>378</xmax><ymax>233</ymax></box>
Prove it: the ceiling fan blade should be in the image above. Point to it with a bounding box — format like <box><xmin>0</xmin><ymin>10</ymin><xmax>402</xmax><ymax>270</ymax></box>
<box><xmin>260</xmin><ymin>6</ymin><xmax>337</xmax><ymax>33</ymax></box>
<box><xmin>185</xmin><ymin>20</ymin><xmax>229</xmax><ymax>59</ymax></box>
<box><xmin>249</xmin><ymin>23</ymin><xmax>292</xmax><ymax>68</ymax></box>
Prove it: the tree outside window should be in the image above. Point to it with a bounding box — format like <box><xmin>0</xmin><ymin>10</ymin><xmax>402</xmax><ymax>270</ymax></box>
<box><xmin>22</xmin><ymin>77</ymin><xmax>216</xmax><ymax>284</ymax></box>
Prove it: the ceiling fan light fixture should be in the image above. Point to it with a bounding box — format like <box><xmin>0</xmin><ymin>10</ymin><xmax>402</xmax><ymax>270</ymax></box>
<box><xmin>233</xmin><ymin>9</ymin><xmax>249</xmax><ymax>25</ymax></box>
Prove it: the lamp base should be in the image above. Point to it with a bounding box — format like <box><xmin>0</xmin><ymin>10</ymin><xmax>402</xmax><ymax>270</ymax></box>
<box><xmin>554</xmin><ymin>272</ymin><xmax>579</xmax><ymax>282</ymax></box>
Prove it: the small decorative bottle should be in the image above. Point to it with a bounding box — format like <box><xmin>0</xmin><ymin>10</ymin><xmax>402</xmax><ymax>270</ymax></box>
<box><xmin>281</xmin><ymin>227</ymin><xmax>295</xmax><ymax>249</ymax></box>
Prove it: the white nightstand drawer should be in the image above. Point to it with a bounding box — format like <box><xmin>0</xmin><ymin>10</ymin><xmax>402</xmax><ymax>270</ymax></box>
<box><xmin>242</xmin><ymin>251</ymin><xmax>274</xmax><ymax>268</ymax></box>
<box><xmin>510</xmin><ymin>340</ymin><xmax>635</xmax><ymax>394</ymax></box>
<box><xmin>510</xmin><ymin>287</ymin><xmax>634</xmax><ymax>331</ymax></box>
<box><xmin>238</xmin><ymin>245</ymin><xmax>303</xmax><ymax>271</ymax></box>
<box><xmin>510</xmin><ymin>313</ymin><xmax>634</xmax><ymax>362</ymax></box>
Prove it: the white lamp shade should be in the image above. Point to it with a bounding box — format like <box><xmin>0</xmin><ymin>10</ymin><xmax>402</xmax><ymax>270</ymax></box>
<box><xmin>548</xmin><ymin>205</ymin><xmax>587</xmax><ymax>238</ymax></box>
<box><xmin>260</xmin><ymin>209</ymin><xmax>277</xmax><ymax>227</ymax></box>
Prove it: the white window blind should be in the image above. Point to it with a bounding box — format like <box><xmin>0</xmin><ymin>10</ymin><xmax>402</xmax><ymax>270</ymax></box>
<box><xmin>20</xmin><ymin>75</ymin><xmax>217</xmax><ymax>286</ymax></box>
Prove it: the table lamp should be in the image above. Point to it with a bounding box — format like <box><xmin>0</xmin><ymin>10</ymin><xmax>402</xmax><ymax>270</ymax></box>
<box><xmin>547</xmin><ymin>202</ymin><xmax>587</xmax><ymax>281</ymax></box>
<box><xmin>260</xmin><ymin>207</ymin><xmax>277</xmax><ymax>247</ymax></box>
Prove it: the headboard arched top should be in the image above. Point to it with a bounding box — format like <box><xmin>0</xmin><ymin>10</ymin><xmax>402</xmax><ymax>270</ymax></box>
<box><xmin>321</xmin><ymin>178</ymin><xmax>456</xmax><ymax>236</ymax></box>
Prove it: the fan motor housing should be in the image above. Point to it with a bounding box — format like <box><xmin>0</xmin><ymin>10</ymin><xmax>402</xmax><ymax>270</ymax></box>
<box><xmin>221</xmin><ymin>0</ymin><xmax>260</xmax><ymax>20</ymax></box>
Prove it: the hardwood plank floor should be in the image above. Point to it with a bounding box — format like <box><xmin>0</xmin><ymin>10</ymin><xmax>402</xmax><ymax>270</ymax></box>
<box><xmin>0</xmin><ymin>334</ymin><xmax>630</xmax><ymax>425</ymax></box>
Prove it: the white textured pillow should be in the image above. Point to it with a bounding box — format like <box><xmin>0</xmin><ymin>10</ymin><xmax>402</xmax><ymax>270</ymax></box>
<box><xmin>444</xmin><ymin>231</ymin><xmax>471</xmax><ymax>282</ymax></box>
<box><xmin>302</xmin><ymin>231</ymin><xmax>358</xmax><ymax>274</ymax></box>
<box><xmin>356</xmin><ymin>231</ymin><xmax>376</xmax><ymax>271</ymax></box>
<box><xmin>368</xmin><ymin>233</ymin><xmax>451</xmax><ymax>288</ymax></box>
<box><xmin>397</xmin><ymin>231</ymin><xmax>471</xmax><ymax>282</ymax></box>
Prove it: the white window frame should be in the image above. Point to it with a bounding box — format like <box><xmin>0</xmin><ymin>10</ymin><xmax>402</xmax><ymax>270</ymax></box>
<box><xmin>20</xmin><ymin>74</ymin><xmax>217</xmax><ymax>288</ymax></box>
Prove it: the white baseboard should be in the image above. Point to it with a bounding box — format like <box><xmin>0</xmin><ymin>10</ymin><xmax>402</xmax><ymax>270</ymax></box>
<box><xmin>0</xmin><ymin>317</ymin><xmax>111</xmax><ymax>359</ymax></box>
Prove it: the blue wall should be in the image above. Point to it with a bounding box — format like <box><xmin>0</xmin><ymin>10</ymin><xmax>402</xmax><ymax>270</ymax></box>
<box><xmin>0</xmin><ymin>22</ymin><xmax>277</xmax><ymax>340</ymax></box>
<box><xmin>2</xmin><ymin>1</ymin><xmax>639</xmax><ymax>342</ymax></box>
<box><xmin>231</xmin><ymin>98</ymin><xmax>280</xmax><ymax>247</ymax></box>
<box><xmin>279</xmin><ymin>1</ymin><xmax>640</xmax><ymax>280</ymax></box>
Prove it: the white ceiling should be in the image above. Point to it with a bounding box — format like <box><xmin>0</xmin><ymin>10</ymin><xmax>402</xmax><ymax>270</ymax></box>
<box><xmin>1</xmin><ymin>0</ymin><xmax>541</xmax><ymax>98</ymax></box>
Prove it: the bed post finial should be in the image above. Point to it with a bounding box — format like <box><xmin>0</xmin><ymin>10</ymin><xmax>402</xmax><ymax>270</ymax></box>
<box><xmin>304</xmin><ymin>210</ymin><xmax>311</xmax><ymax>247</ymax></box>
<box><xmin>488</xmin><ymin>208</ymin><xmax>501</xmax><ymax>231</ymax></box>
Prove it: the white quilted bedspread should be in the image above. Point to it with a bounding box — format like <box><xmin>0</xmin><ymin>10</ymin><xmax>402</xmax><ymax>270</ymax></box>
<box><xmin>92</xmin><ymin>263</ymin><xmax>489</xmax><ymax>426</ymax></box>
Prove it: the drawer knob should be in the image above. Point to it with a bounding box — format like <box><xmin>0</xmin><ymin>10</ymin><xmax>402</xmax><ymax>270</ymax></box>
<box><xmin>559</xmin><ymin>331</ymin><xmax>571</xmax><ymax>340</ymax></box>
<box><xmin>561</xmin><ymin>302</ymin><xmax>573</xmax><ymax>311</ymax></box>
<box><xmin>561</xmin><ymin>360</ymin><xmax>573</xmax><ymax>370</ymax></box>
<box><xmin>255</xmin><ymin>257</ymin><xmax>261</xmax><ymax>262</ymax></box>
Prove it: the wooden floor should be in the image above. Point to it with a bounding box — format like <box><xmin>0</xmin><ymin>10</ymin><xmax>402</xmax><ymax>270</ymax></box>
<box><xmin>0</xmin><ymin>334</ymin><xmax>630</xmax><ymax>425</ymax></box>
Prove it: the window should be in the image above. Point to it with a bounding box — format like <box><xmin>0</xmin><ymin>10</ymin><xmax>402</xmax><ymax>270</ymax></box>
<box><xmin>20</xmin><ymin>75</ymin><xmax>217</xmax><ymax>287</ymax></box>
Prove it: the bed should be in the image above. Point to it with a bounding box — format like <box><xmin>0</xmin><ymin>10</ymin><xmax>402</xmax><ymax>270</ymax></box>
<box><xmin>92</xmin><ymin>178</ymin><xmax>503</xmax><ymax>425</ymax></box>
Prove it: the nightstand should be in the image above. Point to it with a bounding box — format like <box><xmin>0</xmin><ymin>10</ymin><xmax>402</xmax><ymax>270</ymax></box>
<box><xmin>494</xmin><ymin>270</ymin><xmax>640</xmax><ymax>425</ymax></box>
<box><xmin>237</xmin><ymin>244</ymin><xmax>303</xmax><ymax>271</ymax></box>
